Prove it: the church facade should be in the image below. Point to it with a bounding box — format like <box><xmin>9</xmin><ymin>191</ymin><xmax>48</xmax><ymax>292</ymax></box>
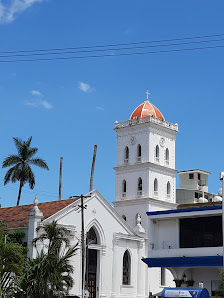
<box><xmin>2</xmin><ymin>92</ymin><xmax>213</xmax><ymax>297</ymax></box>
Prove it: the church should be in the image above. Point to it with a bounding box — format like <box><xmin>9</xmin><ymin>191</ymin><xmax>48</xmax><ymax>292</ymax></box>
<box><xmin>0</xmin><ymin>92</ymin><xmax>221</xmax><ymax>297</ymax></box>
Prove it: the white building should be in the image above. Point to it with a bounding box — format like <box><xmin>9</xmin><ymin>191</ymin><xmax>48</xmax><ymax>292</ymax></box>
<box><xmin>1</xmin><ymin>92</ymin><xmax>221</xmax><ymax>297</ymax></box>
<box><xmin>142</xmin><ymin>204</ymin><xmax>222</xmax><ymax>296</ymax></box>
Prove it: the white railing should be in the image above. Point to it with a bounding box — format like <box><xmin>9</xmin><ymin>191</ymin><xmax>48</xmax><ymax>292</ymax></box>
<box><xmin>137</xmin><ymin>190</ymin><xmax>142</xmax><ymax>196</ymax></box>
<box><xmin>124</xmin><ymin>158</ymin><xmax>129</xmax><ymax>164</ymax></box>
<box><xmin>154</xmin><ymin>191</ymin><xmax>158</xmax><ymax>197</ymax></box>
<box><xmin>155</xmin><ymin>157</ymin><xmax>159</xmax><ymax>163</ymax></box>
<box><xmin>165</xmin><ymin>159</ymin><xmax>169</xmax><ymax>165</ymax></box>
<box><xmin>122</xmin><ymin>192</ymin><xmax>126</xmax><ymax>198</ymax></box>
<box><xmin>137</xmin><ymin>156</ymin><xmax>141</xmax><ymax>163</ymax></box>
<box><xmin>114</xmin><ymin>115</ymin><xmax>178</xmax><ymax>131</ymax></box>
<box><xmin>166</xmin><ymin>194</ymin><xmax>171</xmax><ymax>200</ymax></box>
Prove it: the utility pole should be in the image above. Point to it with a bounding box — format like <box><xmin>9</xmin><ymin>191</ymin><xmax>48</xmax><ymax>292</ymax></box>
<box><xmin>70</xmin><ymin>193</ymin><xmax>91</xmax><ymax>298</ymax></box>
<box><xmin>58</xmin><ymin>157</ymin><xmax>63</xmax><ymax>201</ymax></box>
<box><xmin>89</xmin><ymin>145</ymin><xmax>97</xmax><ymax>192</ymax></box>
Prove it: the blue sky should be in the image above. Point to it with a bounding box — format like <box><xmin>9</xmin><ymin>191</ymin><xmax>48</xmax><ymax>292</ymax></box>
<box><xmin>0</xmin><ymin>0</ymin><xmax>224</xmax><ymax>207</ymax></box>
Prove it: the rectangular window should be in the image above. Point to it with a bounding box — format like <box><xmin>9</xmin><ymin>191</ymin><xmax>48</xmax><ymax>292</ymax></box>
<box><xmin>189</xmin><ymin>173</ymin><xmax>194</xmax><ymax>179</ymax></box>
<box><xmin>180</xmin><ymin>216</ymin><xmax>222</xmax><ymax>248</ymax></box>
<box><xmin>198</xmin><ymin>173</ymin><xmax>201</xmax><ymax>180</ymax></box>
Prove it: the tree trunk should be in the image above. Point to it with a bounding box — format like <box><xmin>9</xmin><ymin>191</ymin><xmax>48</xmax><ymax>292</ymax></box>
<box><xmin>17</xmin><ymin>180</ymin><xmax>23</xmax><ymax>206</ymax></box>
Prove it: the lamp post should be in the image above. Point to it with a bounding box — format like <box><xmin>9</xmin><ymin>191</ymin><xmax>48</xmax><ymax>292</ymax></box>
<box><xmin>220</xmin><ymin>172</ymin><xmax>224</xmax><ymax>271</ymax></box>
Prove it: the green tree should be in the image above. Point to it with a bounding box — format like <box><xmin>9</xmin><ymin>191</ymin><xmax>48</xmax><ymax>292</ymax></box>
<box><xmin>2</xmin><ymin>136</ymin><xmax>49</xmax><ymax>206</ymax></box>
<box><xmin>19</xmin><ymin>220</ymin><xmax>78</xmax><ymax>298</ymax></box>
<box><xmin>0</xmin><ymin>221</ymin><xmax>27</xmax><ymax>297</ymax></box>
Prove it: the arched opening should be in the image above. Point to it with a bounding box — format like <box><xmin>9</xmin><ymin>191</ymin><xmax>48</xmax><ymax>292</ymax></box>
<box><xmin>123</xmin><ymin>250</ymin><xmax>131</xmax><ymax>285</ymax></box>
<box><xmin>122</xmin><ymin>180</ymin><xmax>127</xmax><ymax>198</ymax></box>
<box><xmin>137</xmin><ymin>177</ymin><xmax>142</xmax><ymax>196</ymax></box>
<box><xmin>124</xmin><ymin>146</ymin><xmax>129</xmax><ymax>164</ymax></box>
<box><xmin>86</xmin><ymin>227</ymin><xmax>99</xmax><ymax>298</ymax></box>
<box><xmin>154</xmin><ymin>178</ymin><xmax>158</xmax><ymax>196</ymax></box>
<box><xmin>165</xmin><ymin>148</ymin><xmax>169</xmax><ymax>165</ymax></box>
<box><xmin>167</xmin><ymin>181</ymin><xmax>171</xmax><ymax>199</ymax></box>
<box><xmin>137</xmin><ymin>144</ymin><xmax>141</xmax><ymax>162</ymax></box>
<box><xmin>155</xmin><ymin>145</ymin><xmax>159</xmax><ymax>162</ymax></box>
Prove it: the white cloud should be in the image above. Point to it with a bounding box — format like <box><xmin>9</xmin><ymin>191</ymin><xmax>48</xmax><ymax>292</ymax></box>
<box><xmin>30</xmin><ymin>90</ymin><xmax>42</xmax><ymax>97</ymax></box>
<box><xmin>41</xmin><ymin>100</ymin><xmax>52</xmax><ymax>110</ymax></box>
<box><xmin>24</xmin><ymin>89</ymin><xmax>52</xmax><ymax>110</ymax></box>
<box><xmin>0</xmin><ymin>0</ymin><xmax>44</xmax><ymax>24</ymax></box>
<box><xmin>78</xmin><ymin>81</ymin><xmax>91</xmax><ymax>93</ymax></box>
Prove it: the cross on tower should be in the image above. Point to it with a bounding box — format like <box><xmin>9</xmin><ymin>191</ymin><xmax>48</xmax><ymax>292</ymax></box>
<box><xmin>146</xmin><ymin>90</ymin><xmax>150</xmax><ymax>100</ymax></box>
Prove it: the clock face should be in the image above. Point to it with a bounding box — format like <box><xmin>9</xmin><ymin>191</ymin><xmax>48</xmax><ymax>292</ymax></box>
<box><xmin>160</xmin><ymin>137</ymin><xmax>165</xmax><ymax>147</ymax></box>
<box><xmin>130</xmin><ymin>136</ymin><xmax>136</xmax><ymax>145</ymax></box>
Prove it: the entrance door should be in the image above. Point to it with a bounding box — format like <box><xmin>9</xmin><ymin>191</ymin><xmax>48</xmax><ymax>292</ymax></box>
<box><xmin>87</xmin><ymin>249</ymin><xmax>97</xmax><ymax>298</ymax></box>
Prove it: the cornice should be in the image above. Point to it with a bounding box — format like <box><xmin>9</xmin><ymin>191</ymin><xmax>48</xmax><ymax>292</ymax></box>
<box><xmin>113</xmin><ymin>197</ymin><xmax>178</xmax><ymax>209</ymax></box>
<box><xmin>114</xmin><ymin>161</ymin><xmax>177</xmax><ymax>174</ymax></box>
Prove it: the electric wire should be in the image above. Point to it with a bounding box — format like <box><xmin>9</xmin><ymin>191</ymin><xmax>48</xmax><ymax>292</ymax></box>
<box><xmin>0</xmin><ymin>37</ymin><xmax>223</xmax><ymax>58</ymax></box>
<box><xmin>0</xmin><ymin>43</ymin><xmax>223</xmax><ymax>63</ymax></box>
<box><xmin>0</xmin><ymin>32</ymin><xmax>223</xmax><ymax>54</ymax></box>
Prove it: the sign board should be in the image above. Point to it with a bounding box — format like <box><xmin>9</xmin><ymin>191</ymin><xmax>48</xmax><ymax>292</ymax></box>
<box><xmin>164</xmin><ymin>290</ymin><xmax>199</xmax><ymax>298</ymax></box>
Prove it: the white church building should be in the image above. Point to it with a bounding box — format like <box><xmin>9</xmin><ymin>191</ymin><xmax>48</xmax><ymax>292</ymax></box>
<box><xmin>0</xmin><ymin>92</ymin><xmax>221</xmax><ymax>297</ymax></box>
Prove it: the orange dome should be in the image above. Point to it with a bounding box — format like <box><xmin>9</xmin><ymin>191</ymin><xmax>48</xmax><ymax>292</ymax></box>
<box><xmin>130</xmin><ymin>100</ymin><xmax>165</xmax><ymax>121</ymax></box>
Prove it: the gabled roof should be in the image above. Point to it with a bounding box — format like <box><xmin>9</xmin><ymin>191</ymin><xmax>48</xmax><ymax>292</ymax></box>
<box><xmin>0</xmin><ymin>198</ymin><xmax>77</xmax><ymax>229</ymax></box>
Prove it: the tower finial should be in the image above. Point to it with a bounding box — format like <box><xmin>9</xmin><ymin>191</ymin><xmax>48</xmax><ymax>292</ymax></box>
<box><xmin>146</xmin><ymin>90</ymin><xmax>150</xmax><ymax>101</ymax></box>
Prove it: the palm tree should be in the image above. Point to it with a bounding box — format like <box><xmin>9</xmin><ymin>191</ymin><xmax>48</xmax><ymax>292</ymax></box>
<box><xmin>19</xmin><ymin>221</ymin><xmax>78</xmax><ymax>297</ymax></box>
<box><xmin>2</xmin><ymin>136</ymin><xmax>49</xmax><ymax>206</ymax></box>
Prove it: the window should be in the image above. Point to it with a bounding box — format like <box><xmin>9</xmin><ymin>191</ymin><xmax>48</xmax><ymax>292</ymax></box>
<box><xmin>180</xmin><ymin>216</ymin><xmax>222</xmax><ymax>248</ymax></box>
<box><xmin>124</xmin><ymin>146</ymin><xmax>129</xmax><ymax>164</ymax></box>
<box><xmin>189</xmin><ymin>173</ymin><xmax>194</xmax><ymax>179</ymax></box>
<box><xmin>122</xmin><ymin>215</ymin><xmax>127</xmax><ymax>221</ymax></box>
<box><xmin>167</xmin><ymin>181</ymin><xmax>171</xmax><ymax>199</ymax></box>
<box><xmin>198</xmin><ymin>173</ymin><xmax>201</xmax><ymax>180</ymax></box>
<box><xmin>154</xmin><ymin>178</ymin><xmax>158</xmax><ymax>196</ymax></box>
<box><xmin>155</xmin><ymin>145</ymin><xmax>159</xmax><ymax>162</ymax></box>
<box><xmin>123</xmin><ymin>250</ymin><xmax>131</xmax><ymax>285</ymax></box>
<box><xmin>137</xmin><ymin>177</ymin><xmax>142</xmax><ymax>196</ymax></box>
<box><xmin>165</xmin><ymin>148</ymin><xmax>169</xmax><ymax>165</ymax></box>
<box><xmin>122</xmin><ymin>180</ymin><xmax>127</xmax><ymax>198</ymax></box>
<box><xmin>87</xmin><ymin>227</ymin><xmax>98</xmax><ymax>245</ymax></box>
<box><xmin>137</xmin><ymin>144</ymin><xmax>141</xmax><ymax>162</ymax></box>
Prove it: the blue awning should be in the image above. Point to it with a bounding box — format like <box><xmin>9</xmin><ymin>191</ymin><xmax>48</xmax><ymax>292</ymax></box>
<box><xmin>142</xmin><ymin>256</ymin><xmax>223</xmax><ymax>267</ymax></box>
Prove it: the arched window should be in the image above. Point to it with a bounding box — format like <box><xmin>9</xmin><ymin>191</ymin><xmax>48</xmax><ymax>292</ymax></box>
<box><xmin>122</xmin><ymin>180</ymin><xmax>127</xmax><ymax>198</ymax></box>
<box><xmin>122</xmin><ymin>215</ymin><xmax>127</xmax><ymax>221</ymax></box>
<box><xmin>124</xmin><ymin>146</ymin><xmax>129</xmax><ymax>164</ymax></box>
<box><xmin>123</xmin><ymin>250</ymin><xmax>131</xmax><ymax>285</ymax></box>
<box><xmin>154</xmin><ymin>178</ymin><xmax>158</xmax><ymax>196</ymax></box>
<box><xmin>137</xmin><ymin>177</ymin><xmax>142</xmax><ymax>196</ymax></box>
<box><xmin>165</xmin><ymin>148</ymin><xmax>169</xmax><ymax>165</ymax></box>
<box><xmin>87</xmin><ymin>227</ymin><xmax>98</xmax><ymax>245</ymax></box>
<box><xmin>167</xmin><ymin>181</ymin><xmax>171</xmax><ymax>199</ymax></box>
<box><xmin>155</xmin><ymin>145</ymin><xmax>159</xmax><ymax>162</ymax></box>
<box><xmin>137</xmin><ymin>144</ymin><xmax>141</xmax><ymax>162</ymax></box>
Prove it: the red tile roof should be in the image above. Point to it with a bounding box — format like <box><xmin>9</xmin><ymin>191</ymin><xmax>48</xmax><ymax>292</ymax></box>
<box><xmin>0</xmin><ymin>198</ymin><xmax>77</xmax><ymax>229</ymax></box>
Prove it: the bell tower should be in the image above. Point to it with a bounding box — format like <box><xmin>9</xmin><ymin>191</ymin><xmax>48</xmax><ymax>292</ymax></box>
<box><xmin>113</xmin><ymin>92</ymin><xmax>178</xmax><ymax>229</ymax></box>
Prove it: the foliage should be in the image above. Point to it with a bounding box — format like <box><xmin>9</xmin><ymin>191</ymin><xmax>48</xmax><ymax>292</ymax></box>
<box><xmin>18</xmin><ymin>220</ymin><xmax>78</xmax><ymax>298</ymax></box>
<box><xmin>0</xmin><ymin>221</ymin><xmax>27</xmax><ymax>297</ymax></box>
<box><xmin>215</xmin><ymin>271</ymin><xmax>224</xmax><ymax>297</ymax></box>
<box><xmin>2</xmin><ymin>136</ymin><xmax>49</xmax><ymax>206</ymax></box>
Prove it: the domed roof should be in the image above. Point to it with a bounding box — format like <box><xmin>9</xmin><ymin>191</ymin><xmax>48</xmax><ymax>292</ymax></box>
<box><xmin>130</xmin><ymin>91</ymin><xmax>165</xmax><ymax>121</ymax></box>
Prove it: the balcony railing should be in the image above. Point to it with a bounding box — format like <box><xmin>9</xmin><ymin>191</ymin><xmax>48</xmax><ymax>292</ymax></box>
<box><xmin>124</xmin><ymin>158</ymin><xmax>129</xmax><ymax>165</ymax></box>
<box><xmin>122</xmin><ymin>192</ymin><xmax>126</xmax><ymax>198</ymax></box>
<box><xmin>137</xmin><ymin>190</ymin><xmax>142</xmax><ymax>196</ymax></box>
<box><xmin>114</xmin><ymin>115</ymin><xmax>178</xmax><ymax>131</ymax></box>
<box><xmin>137</xmin><ymin>156</ymin><xmax>141</xmax><ymax>163</ymax></box>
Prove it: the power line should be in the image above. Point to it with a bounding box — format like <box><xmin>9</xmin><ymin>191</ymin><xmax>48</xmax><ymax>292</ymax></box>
<box><xmin>0</xmin><ymin>37</ymin><xmax>223</xmax><ymax>58</ymax></box>
<box><xmin>0</xmin><ymin>32</ymin><xmax>224</xmax><ymax>54</ymax></box>
<box><xmin>0</xmin><ymin>44</ymin><xmax>223</xmax><ymax>63</ymax></box>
